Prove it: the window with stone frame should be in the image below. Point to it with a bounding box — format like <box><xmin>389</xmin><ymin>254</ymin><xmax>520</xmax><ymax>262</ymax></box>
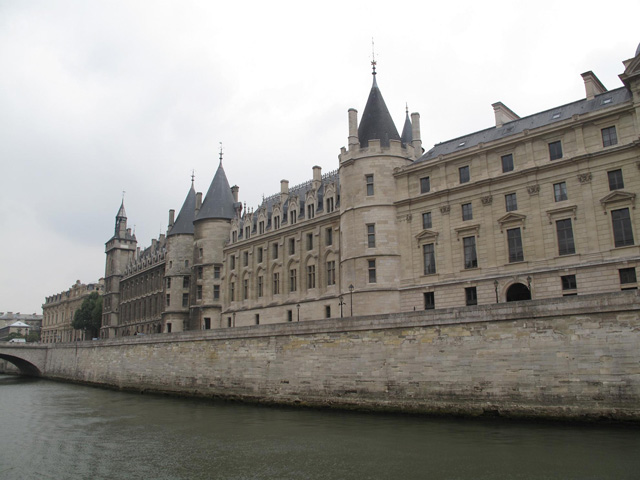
<box><xmin>556</xmin><ymin>219</ymin><xmax>576</xmax><ymax>255</ymax></box>
<box><xmin>501</xmin><ymin>153</ymin><xmax>514</xmax><ymax>173</ymax></box>
<box><xmin>619</xmin><ymin>267</ymin><xmax>637</xmax><ymax>288</ymax></box>
<box><xmin>601</xmin><ymin>126</ymin><xmax>618</xmax><ymax>147</ymax></box>
<box><xmin>182</xmin><ymin>293</ymin><xmax>189</xmax><ymax>307</ymax></box>
<box><xmin>257</xmin><ymin>276</ymin><xmax>263</xmax><ymax>298</ymax></box>
<box><xmin>608</xmin><ymin>169</ymin><xmax>624</xmax><ymax>191</ymax></box>
<box><xmin>214</xmin><ymin>285</ymin><xmax>220</xmax><ymax>300</ymax></box>
<box><xmin>423</xmin><ymin>243</ymin><xmax>436</xmax><ymax>275</ymax></box>
<box><xmin>612</xmin><ymin>208</ymin><xmax>634</xmax><ymax>247</ymax></box>
<box><xmin>366</xmin><ymin>174</ymin><xmax>374</xmax><ymax>196</ymax></box>
<box><xmin>553</xmin><ymin>182</ymin><xmax>568</xmax><ymax>202</ymax></box>
<box><xmin>257</xmin><ymin>248</ymin><xmax>263</xmax><ymax>263</ymax></box>
<box><xmin>424</xmin><ymin>292</ymin><xmax>435</xmax><ymax>310</ymax></box>
<box><xmin>230</xmin><ymin>283</ymin><xmax>235</xmax><ymax>302</ymax></box>
<box><xmin>368</xmin><ymin>259</ymin><xmax>376</xmax><ymax>283</ymax></box>
<box><xmin>307</xmin><ymin>265</ymin><xmax>316</xmax><ymax>289</ymax></box>
<box><xmin>214</xmin><ymin>265</ymin><xmax>221</xmax><ymax>279</ymax></box>
<box><xmin>197</xmin><ymin>285</ymin><xmax>202</xmax><ymax>300</ymax></box>
<box><xmin>306</xmin><ymin>233</ymin><xmax>313</xmax><ymax>251</ymax></box>
<box><xmin>243</xmin><ymin>251</ymin><xmax>249</xmax><ymax>266</ymax></box>
<box><xmin>459</xmin><ymin>165</ymin><xmax>470</xmax><ymax>183</ymax></box>
<box><xmin>465</xmin><ymin>286</ymin><xmax>477</xmax><ymax>306</ymax></box>
<box><xmin>548</xmin><ymin>140</ymin><xmax>563</xmax><ymax>160</ymax></box>
<box><xmin>463</xmin><ymin>236</ymin><xmax>478</xmax><ymax>269</ymax></box>
<box><xmin>289</xmin><ymin>269</ymin><xmax>297</xmax><ymax>292</ymax></box>
<box><xmin>326</xmin><ymin>261</ymin><xmax>336</xmax><ymax>285</ymax></box>
<box><xmin>420</xmin><ymin>176</ymin><xmax>431</xmax><ymax>193</ymax></box>
<box><xmin>462</xmin><ymin>203</ymin><xmax>473</xmax><ymax>221</ymax></box>
<box><xmin>561</xmin><ymin>274</ymin><xmax>577</xmax><ymax>295</ymax></box>
<box><xmin>273</xmin><ymin>272</ymin><xmax>280</xmax><ymax>295</ymax></box>
<box><xmin>507</xmin><ymin>228</ymin><xmax>524</xmax><ymax>262</ymax></box>
<box><xmin>289</xmin><ymin>238</ymin><xmax>295</xmax><ymax>255</ymax></box>
<box><xmin>272</xmin><ymin>243</ymin><xmax>279</xmax><ymax>259</ymax></box>
<box><xmin>505</xmin><ymin>193</ymin><xmax>517</xmax><ymax>212</ymax></box>
<box><xmin>367</xmin><ymin>224</ymin><xmax>376</xmax><ymax>248</ymax></box>
<box><xmin>422</xmin><ymin>212</ymin><xmax>432</xmax><ymax>229</ymax></box>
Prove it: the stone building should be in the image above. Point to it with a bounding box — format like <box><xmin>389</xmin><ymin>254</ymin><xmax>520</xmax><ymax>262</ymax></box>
<box><xmin>0</xmin><ymin>312</ymin><xmax>42</xmax><ymax>341</ymax></box>
<box><xmin>101</xmin><ymin>44</ymin><xmax>640</xmax><ymax>337</ymax></box>
<box><xmin>42</xmin><ymin>280</ymin><xmax>104</xmax><ymax>343</ymax></box>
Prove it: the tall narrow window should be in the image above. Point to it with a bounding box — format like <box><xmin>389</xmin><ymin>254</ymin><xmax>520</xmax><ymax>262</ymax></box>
<box><xmin>197</xmin><ymin>285</ymin><xmax>202</xmax><ymax>300</ymax></box>
<box><xmin>273</xmin><ymin>272</ymin><xmax>280</xmax><ymax>295</ymax></box>
<box><xmin>420</xmin><ymin>176</ymin><xmax>431</xmax><ymax>193</ymax></box>
<box><xmin>553</xmin><ymin>182</ymin><xmax>568</xmax><ymax>202</ymax></box>
<box><xmin>289</xmin><ymin>269</ymin><xmax>297</xmax><ymax>292</ymax></box>
<box><xmin>257</xmin><ymin>248</ymin><xmax>263</xmax><ymax>263</ymax></box>
<box><xmin>245</xmin><ymin>226</ymin><xmax>250</xmax><ymax>239</ymax></box>
<box><xmin>243</xmin><ymin>251</ymin><xmax>248</xmax><ymax>266</ymax></box>
<box><xmin>274</xmin><ymin>216</ymin><xmax>280</xmax><ymax>230</ymax></box>
<box><xmin>462</xmin><ymin>203</ymin><xmax>473</xmax><ymax>221</ymax></box>
<box><xmin>326</xmin><ymin>261</ymin><xmax>336</xmax><ymax>285</ymax></box>
<box><xmin>424</xmin><ymin>292</ymin><xmax>435</xmax><ymax>310</ymax></box>
<box><xmin>289</xmin><ymin>238</ymin><xmax>295</xmax><ymax>255</ymax></box>
<box><xmin>259</xmin><ymin>221</ymin><xmax>265</xmax><ymax>234</ymax></box>
<box><xmin>326</xmin><ymin>197</ymin><xmax>334</xmax><ymax>213</ymax></box>
<box><xmin>612</xmin><ymin>208</ymin><xmax>634</xmax><ymax>247</ymax></box>
<box><xmin>556</xmin><ymin>219</ymin><xmax>576</xmax><ymax>255</ymax></box>
<box><xmin>368</xmin><ymin>260</ymin><xmax>377</xmax><ymax>283</ymax></box>
<box><xmin>214</xmin><ymin>285</ymin><xmax>220</xmax><ymax>300</ymax></box>
<box><xmin>463</xmin><ymin>236</ymin><xmax>478</xmax><ymax>269</ymax></box>
<box><xmin>507</xmin><ymin>228</ymin><xmax>524</xmax><ymax>262</ymax></box>
<box><xmin>214</xmin><ymin>265</ymin><xmax>221</xmax><ymax>279</ymax></box>
<box><xmin>166</xmin><ymin>294</ymin><xmax>170</xmax><ymax>307</ymax></box>
<box><xmin>230</xmin><ymin>283</ymin><xmax>235</xmax><ymax>302</ymax></box>
<box><xmin>601</xmin><ymin>126</ymin><xmax>618</xmax><ymax>147</ymax></box>
<box><xmin>459</xmin><ymin>166</ymin><xmax>470</xmax><ymax>183</ymax></box>
<box><xmin>366</xmin><ymin>174</ymin><xmax>374</xmax><ymax>196</ymax></box>
<box><xmin>243</xmin><ymin>279</ymin><xmax>248</xmax><ymax>300</ymax></box>
<box><xmin>325</xmin><ymin>305</ymin><xmax>331</xmax><ymax>318</ymax></box>
<box><xmin>501</xmin><ymin>153</ymin><xmax>514</xmax><ymax>173</ymax></box>
<box><xmin>465</xmin><ymin>287</ymin><xmax>477</xmax><ymax>306</ymax></box>
<box><xmin>505</xmin><ymin>193</ymin><xmax>517</xmax><ymax>212</ymax></box>
<box><xmin>326</xmin><ymin>228</ymin><xmax>333</xmax><ymax>246</ymax></box>
<box><xmin>367</xmin><ymin>224</ymin><xmax>376</xmax><ymax>248</ymax></box>
<box><xmin>548</xmin><ymin>140</ymin><xmax>563</xmax><ymax>160</ymax></box>
<box><xmin>307</xmin><ymin>204</ymin><xmax>314</xmax><ymax>219</ymax></box>
<box><xmin>422</xmin><ymin>212</ymin><xmax>432</xmax><ymax>229</ymax></box>
<box><xmin>257</xmin><ymin>276</ymin><xmax>263</xmax><ymax>298</ymax></box>
<box><xmin>230</xmin><ymin>256</ymin><xmax>235</xmax><ymax>270</ymax></box>
<box><xmin>608</xmin><ymin>169</ymin><xmax>624</xmax><ymax>191</ymax></box>
<box><xmin>197</xmin><ymin>267</ymin><xmax>203</xmax><ymax>279</ymax></box>
<box><xmin>183</xmin><ymin>276</ymin><xmax>190</xmax><ymax>288</ymax></box>
<box><xmin>306</xmin><ymin>233</ymin><xmax>313</xmax><ymax>250</ymax></box>
<box><xmin>423</xmin><ymin>243</ymin><xmax>436</xmax><ymax>275</ymax></box>
<box><xmin>307</xmin><ymin>265</ymin><xmax>316</xmax><ymax>289</ymax></box>
<box><xmin>182</xmin><ymin>293</ymin><xmax>189</xmax><ymax>307</ymax></box>
<box><xmin>290</xmin><ymin>209</ymin><xmax>297</xmax><ymax>224</ymax></box>
<box><xmin>273</xmin><ymin>243</ymin><xmax>279</xmax><ymax>259</ymax></box>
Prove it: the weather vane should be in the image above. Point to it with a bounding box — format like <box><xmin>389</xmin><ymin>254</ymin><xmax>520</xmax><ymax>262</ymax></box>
<box><xmin>371</xmin><ymin>37</ymin><xmax>377</xmax><ymax>75</ymax></box>
<box><xmin>191</xmin><ymin>169</ymin><xmax>195</xmax><ymax>184</ymax></box>
<box><xmin>219</xmin><ymin>142</ymin><xmax>224</xmax><ymax>163</ymax></box>
<box><xmin>122</xmin><ymin>190</ymin><xmax>126</xmax><ymax>201</ymax></box>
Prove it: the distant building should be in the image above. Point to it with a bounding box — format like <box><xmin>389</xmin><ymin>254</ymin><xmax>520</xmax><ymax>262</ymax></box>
<box><xmin>0</xmin><ymin>312</ymin><xmax>42</xmax><ymax>339</ymax></box>
<box><xmin>0</xmin><ymin>320</ymin><xmax>36</xmax><ymax>342</ymax></box>
<box><xmin>42</xmin><ymin>280</ymin><xmax>104</xmax><ymax>343</ymax></box>
<box><xmin>101</xmin><ymin>43</ymin><xmax>640</xmax><ymax>338</ymax></box>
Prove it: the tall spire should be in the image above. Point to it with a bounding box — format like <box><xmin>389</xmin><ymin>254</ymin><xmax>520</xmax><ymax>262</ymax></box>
<box><xmin>400</xmin><ymin>103</ymin><xmax>413</xmax><ymax>147</ymax></box>
<box><xmin>168</xmin><ymin>176</ymin><xmax>197</xmax><ymax>236</ymax></box>
<box><xmin>195</xmin><ymin>159</ymin><xmax>236</xmax><ymax>222</ymax></box>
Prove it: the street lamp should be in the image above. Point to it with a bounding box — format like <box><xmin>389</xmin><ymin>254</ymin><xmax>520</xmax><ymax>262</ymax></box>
<box><xmin>348</xmin><ymin>284</ymin><xmax>354</xmax><ymax>317</ymax></box>
<box><xmin>338</xmin><ymin>296</ymin><xmax>345</xmax><ymax>318</ymax></box>
<box><xmin>296</xmin><ymin>303</ymin><xmax>300</xmax><ymax>322</ymax></box>
<box><xmin>494</xmin><ymin>280</ymin><xmax>499</xmax><ymax>303</ymax></box>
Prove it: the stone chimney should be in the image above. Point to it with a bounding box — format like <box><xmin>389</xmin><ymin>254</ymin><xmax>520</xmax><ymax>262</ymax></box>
<box><xmin>195</xmin><ymin>192</ymin><xmax>202</xmax><ymax>212</ymax></box>
<box><xmin>492</xmin><ymin>102</ymin><xmax>520</xmax><ymax>127</ymax></box>
<box><xmin>312</xmin><ymin>166</ymin><xmax>322</xmax><ymax>190</ymax></box>
<box><xmin>231</xmin><ymin>186</ymin><xmax>239</xmax><ymax>203</ymax></box>
<box><xmin>168</xmin><ymin>209</ymin><xmax>175</xmax><ymax>228</ymax></box>
<box><xmin>348</xmin><ymin>108</ymin><xmax>359</xmax><ymax>148</ymax></box>
<box><xmin>411</xmin><ymin>112</ymin><xmax>422</xmax><ymax>158</ymax></box>
<box><xmin>581</xmin><ymin>71</ymin><xmax>607</xmax><ymax>100</ymax></box>
<box><xmin>280</xmin><ymin>179</ymin><xmax>289</xmax><ymax>204</ymax></box>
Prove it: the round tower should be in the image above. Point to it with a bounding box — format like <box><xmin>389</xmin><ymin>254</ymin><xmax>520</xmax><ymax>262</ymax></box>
<box><xmin>338</xmin><ymin>68</ymin><xmax>418</xmax><ymax>316</ymax></box>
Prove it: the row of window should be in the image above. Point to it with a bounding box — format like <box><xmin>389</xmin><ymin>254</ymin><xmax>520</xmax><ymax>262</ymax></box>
<box><xmin>423</xmin><ymin>208</ymin><xmax>634</xmax><ymax>274</ymax></box>
<box><xmin>417</xmin><ymin>126</ymin><xmax>619</xmax><ymax>193</ymax></box>
<box><xmin>422</xmin><ymin>267</ymin><xmax>636</xmax><ymax>309</ymax></box>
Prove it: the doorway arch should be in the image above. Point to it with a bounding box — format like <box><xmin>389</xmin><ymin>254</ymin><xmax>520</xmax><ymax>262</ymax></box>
<box><xmin>506</xmin><ymin>282</ymin><xmax>531</xmax><ymax>302</ymax></box>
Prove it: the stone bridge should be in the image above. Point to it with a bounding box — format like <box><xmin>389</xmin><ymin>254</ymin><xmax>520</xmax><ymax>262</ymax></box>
<box><xmin>0</xmin><ymin>344</ymin><xmax>48</xmax><ymax>376</ymax></box>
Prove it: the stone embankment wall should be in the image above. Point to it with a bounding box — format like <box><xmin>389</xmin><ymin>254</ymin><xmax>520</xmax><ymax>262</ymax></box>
<box><xmin>41</xmin><ymin>292</ymin><xmax>640</xmax><ymax>420</ymax></box>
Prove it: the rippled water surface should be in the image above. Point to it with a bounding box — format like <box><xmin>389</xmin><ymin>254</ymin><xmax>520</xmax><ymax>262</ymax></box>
<box><xmin>1</xmin><ymin>374</ymin><xmax>639</xmax><ymax>480</ymax></box>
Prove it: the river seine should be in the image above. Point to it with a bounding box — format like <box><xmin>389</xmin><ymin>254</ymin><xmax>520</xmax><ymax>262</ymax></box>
<box><xmin>1</xmin><ymin>374</ymin><xmax>639</xmax><ymax>480</ymax></box>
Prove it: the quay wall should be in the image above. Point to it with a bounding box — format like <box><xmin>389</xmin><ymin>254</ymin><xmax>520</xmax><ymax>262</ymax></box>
<box><xmin>38</xmin><ymin>292</ymin><xmax>640</xmax><ymax>420</ymax></box>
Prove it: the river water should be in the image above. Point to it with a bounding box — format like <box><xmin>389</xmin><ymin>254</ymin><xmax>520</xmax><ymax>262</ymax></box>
<box><xmin>1</xmin><ymin>374</ymin><xmax>639</xmax><ymax>480</ymax></box>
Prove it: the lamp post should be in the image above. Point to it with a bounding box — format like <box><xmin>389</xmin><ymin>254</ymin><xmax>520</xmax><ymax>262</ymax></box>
<box><xmin>338</xmin><ymin>296</ymin><xmax>345</xmax><ymax>318</ymax></box>
<box><xmin>348</xmin><ymin>284</ymin><xmax>354</xmax><ymax>317</ymax></box>
<box><xmin>494</xmin><ymin>280</ymin><xmax>499</xmax><ymax>303</ymax></box>
<box><xmin>296</xmin><ymin>303</ymin><xmax>300</xmax><ymax>322</ymax></box>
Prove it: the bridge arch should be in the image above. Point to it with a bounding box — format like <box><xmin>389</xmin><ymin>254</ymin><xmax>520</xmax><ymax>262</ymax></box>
<box><xmin>0</xmin><ymin>353</ymin><xmax>42</xmax><ymax>377</ymax></box>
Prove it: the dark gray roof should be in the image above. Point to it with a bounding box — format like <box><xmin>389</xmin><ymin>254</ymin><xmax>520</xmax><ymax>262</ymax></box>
<box><xmin>195</xmin><ymin>162</ymin><xmax>235</xmax><ymax>221</ymax></box>
<box><xmin>400</xmin><ymin>109</ymin><xmax>412</xmax><ymax>146</ymax></box>
<box><xmin>357</xmin><ymin>75</ymin><xmax>400</xmax><ymax>148</ymax></box>
<box><xmin>117</xmin><ymin>201</ymin><xmax>127</xmax><ymax>218</ymax></box>
<box><xmin>417</xmin><ymin>87</ymin><xmax>632</xmax><ymax>163</ymax></box>
<box><xmin>167</xmin><ymin>182</ymin><xmax>196</xmax><ymax>236</ymax></box>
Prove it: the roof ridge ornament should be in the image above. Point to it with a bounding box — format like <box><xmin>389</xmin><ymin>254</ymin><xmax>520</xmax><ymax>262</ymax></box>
<box><xmin>371</xmin><ymin>38</ymin><xmax>377</xmax><ymax>76</ymax></box>
<box><xmin>219</xmin><ymin>142</ymin><xmax>224</xmax><ymax>165</ymax></box>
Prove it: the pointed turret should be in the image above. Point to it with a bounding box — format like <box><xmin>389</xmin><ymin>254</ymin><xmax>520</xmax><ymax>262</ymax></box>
<box><xmin>168</xmin><ymin>181</ymin><xmax>197</xmax><ymax>236</ymax></box>
<box><xmin>357</xmin><ymin>72</ymin><xmax>400</xmax><ymax>148</ymax></box>
<box><xmin>195</xmin><ymin>162</ymin><xmax>235</xmax><ymax>222</ymax></box>
<box><xmin>400</xmin><ymin>106</ymin><xmax>412</xmax><ymax>147</ymax></box>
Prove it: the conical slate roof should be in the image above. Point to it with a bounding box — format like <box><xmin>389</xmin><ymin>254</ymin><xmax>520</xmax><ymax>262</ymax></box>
<box><xmin>357</xmin><ymin>75</ymin><xmax>400</xmax><ymax>148</ymax></box>
<box><xmin>400</xmin><ymin>108</ymin><xmax>412</xmax><ymax>146</ymax></box>
<box><xmin>195</xmin><ymin>162</ymin><xmax>235</xmax><ymax>221</ymax></box>
<box><xmin>167</xmin><ymin>182</ymin><xmax>196</xmax><ymax>236</ymax></box>
<box><xmin>116</xmin><ymin>201</ymin><xmax>127</xmax><ymax>218</ymax></box>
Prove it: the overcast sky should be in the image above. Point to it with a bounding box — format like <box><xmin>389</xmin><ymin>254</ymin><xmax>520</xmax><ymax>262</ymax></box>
<box><xmin>1</xmin><ymin>0</ymin><xmax>638</xmax><ymax>314</ymax></box>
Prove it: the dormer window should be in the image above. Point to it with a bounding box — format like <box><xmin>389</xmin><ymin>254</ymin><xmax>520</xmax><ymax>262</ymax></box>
<box><xmin>290</xmin><ymin>209</ymin><xmax>297</xmax><ymax>224</ymax></box>
<box><xmin>307</xmin><ymin>204</ymin><xmax>315</xmax><ymax>219</ymax></box>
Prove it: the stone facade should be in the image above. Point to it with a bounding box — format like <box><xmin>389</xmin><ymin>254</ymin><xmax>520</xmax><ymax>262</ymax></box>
<box><xmin>102</xmin><ymin>44</ymin><xmax>640</xmax><ymax>337</ymax></box>
<box><xmin>42</xmin><ymin>280</ymin><xmax>104</xmax><ymax>343</ymax></box>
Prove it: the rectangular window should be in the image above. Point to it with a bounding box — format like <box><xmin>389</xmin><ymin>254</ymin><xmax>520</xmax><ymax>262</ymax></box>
<box><xmin>306</xmin><ymin>233</ymin><xmax>313</xmax><ymax>251</ymax></box>
<box><xmin>290</xmin><ymin>210</ymin><xmax>297</xmax><ymax>224</ymax></box>
<box><xmin>327</xmin><ymin>261</ymin><xmax>336</xmax><ymax>286</ymax></box>
<box><xmin>287</xmin><ymin>310</ymin><xmax>293</xmax><ymax>322</ymax></box>
<box><xmin>197</xmin><ymin>285</ymin><xmax>202</xmax><ymax>300</ymax></box>
<box><xmin>197</xmin><ymin>267</ymin><xmax>203</xmax><ymax>279</ymax></box>
<box><xmin>183</xmin><ymin>276</ymin><xmax>190</xmax><ymax>288</ymax></box>
<box><xmin>619</xmin><ymin>268</ymin><xmax>637</xmax><ymax>286</ymax></box>
<box><xmin>257</xmin><ymin>248</ymin><xmax>263</xmax><ymax>263</ymax></box>
<box><xmin>608</xmin><ymin>169</ymin><xmax>624</xmax><ymax>191</ymax></box>
<box><xmin>289</xmin><ymin>269</ymin><xmax>297</xmax><ymax>292</ymax></box>
<box><xmin>325</xmin><ymin>305</ymin><xmax>331</xmax><ymax>318</ymax></box>
<box><xmin>326</xmin><ymin>227</ymin><xmax>333</xmax><ymax>246</ymax></box>
<box><xmin>424</xmin><ymin>292</ymin><xmax>435</xmax><ymax>310</ymax></box>
<box><xmin>204</xmin><ymin>317</ymin><xmax>211</xmax><ymax>330</ymax></box>
<box><xmin>601</xmin><ymin>126</ymin><xmax>618</xmax><ymax>147</ymax></box>
<box><xmin>505</xmin><ymin>193</ymin><xmax>517</xmax><ymax>212</ymax></box>
<box><xmin>549</xmin><ymin>140</ymin><xmax>563</xmax><ymax>160</ymax></box>
<box><xmin>273</xmin><ymin>272</ymin><xmax>280</xmax><ymax>295</ymax></box>
<box><xmin>166</xmin><ymin>277</ymin><xmax>171</xmax><ymax>289</ymax></box>
<box><xmin>465</xmin><ymin>287</ymin><xmax>477</xmax><ymax>306</ymax></box>
<box><xmin>422</xmin><ymin>212</ymin><xmax>432</xmax><ymax>230</ymax></box>
<box><xmin>255</xmin><ymin>314</ymin><xmax>260</xmax><ymax>325</ymax></box>
<box><xmin>612</xmin><ymin>208</ymin><xmax>634</xmax><ymax>247</ymax></box>
<box><xmin>182</xmin><ymin>293</ymin><xmax>189</xmax><ymax>307</ymax></box>
<box><xmin>368</xmin><ymin>259</ymin><xmax>377</xmax><ymax>283</ymax></box>
<box><xmin>243</xmin><ymin>251</ymin><xmax>249</xmax><ymax>266</ymax></box>
<box><xmin>459</xmin><ymin>165</ymin><xmax>470</xmax><ymax>183</ymax></box>
<box><xmin>507</xmin><ymin>228</ymin><xmax>524</xmax><ymax>262</ymax></box>
<box><xmin>501</xmin><ymin>153</ymin><xmax>514</xmax><ymax>173</ymax></box>
<box><xmin>257</xmin><ymin>276</ymin><xmax>263</xmax><ymax>298</ymax></box>
<box><xmin>462</xmin><ymin>203</ymin><xmax>473</xmax><ymax>221</ymax></box>
<box><xmin>274</xmin><ymin>215</ymin><xmax>280</xmax><ymax>230</ymax></box>
<box><xmin>230</xmin><ymin>256</ymin><xmax>235</xmax><ymax>270</ymax></box>
<box><xmin>366</xmin><ymin>174</ymin><xmax>374</xmax><ymax>196</ymax></box>
<box><xmin>561</xmin><ymin>274</ymin><xmax>577</xmax><ymax>291</ymax></box>
<box><xmin>273</xmin><ymin>243</ymin><xmax>279</xmax><ymax>259</ymax></box>
<box><xmin>230</xmin><ymin>283</ymin><xmax>235</xmax><ymax>302</ymax></box>
<box><xmin>245</xmin><ymin>226</ymin><xmax>250</xmax><ymax>239</ymax></box>
<box><xmin>307</xmin><ymin>265</ymin><xmax>316</xmax><ymax>289</ymax></box>
<box><xmin>214</xmin><ymin>265</ymin><xmax>221</xmax><ymax>279</ymax></box>
<box><xmin>243</xmin><ymin>279</ymin><xmax>248</xmax><ymax>300</ymax></box>
<box><xmin>289</xmin><ymin>238</ymin><xmax>295</xmax><ymax>255</ymax></box>
<box><xmin>554</xmin><ymin>182</ymin><xmax>568</xmax><ymax>202</ymax></box>
<box><xmin>420</xmin><ymin>176</ymin><xmax>431</xmax><ymax>193</ymax></box>
<box><xmin>259</xmin><ymin>221</ymin><xmax>265</xmax><ymax>234</ymax></box>
<box><xmin>213</xmin><ymin>285</ymin><xmax>220</xmax><ymax>300</ymax></box>
<box><xmin>367</xmin><ymin>224</ymin><xmax>376</xmax><ymax>248</ymax></box>
<box><xmin>307</xmin><ymin>204</ymin><xmax>314</xmax><ymax>219</ymax></box>
<box><xmin>423</xmin><ymin>243</ymin><xmax>436</xmax><ymax>275</ymax></box>
<box><xmin>463</xmin><ymin>236</ymin><xmax>478</xmax><ymax>269</ymax></box>
<box><xmin>326</xmin><ymin>197</ymin><xmax>334</xmax><ymax>213</ymax></box>
<box><xmin>556</xmin><ymin>219</ymin><xmax>576</xmax><ymax>255</ymax></box>
<box><xmin>166</xmin><ymin>294</ymin><xmax>170</xmax><ymax>307</ymax></box>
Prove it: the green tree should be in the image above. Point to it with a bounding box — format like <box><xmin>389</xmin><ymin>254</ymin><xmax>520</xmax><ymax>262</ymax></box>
<box><xmin>26</xmin><ymin>331</ymin><xmax>41</xmax><ymax>342</ymax></box>
<box><xmin>72</xmin><ymin>292</ymin><xmax>103</xmax><ymax>339</ymax></box>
